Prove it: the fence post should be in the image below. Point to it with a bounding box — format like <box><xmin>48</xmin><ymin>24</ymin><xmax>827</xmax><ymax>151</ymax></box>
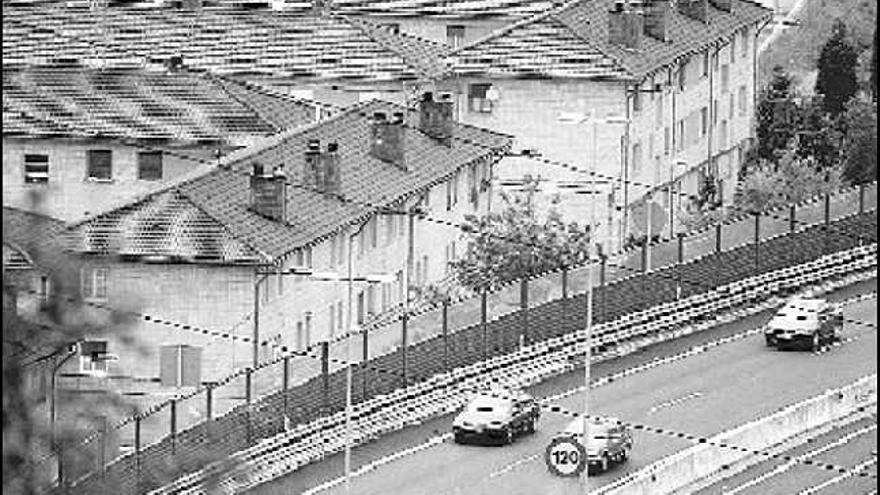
<box><xmin>715</xmin><ymin>223</ymin><xmax>722</xmax><ymax>253</ymax></box>
<box><xmin>561</xmin><ymin>268</ymin><xmax>568</xmax><ymax>334</ymax></box>
<box><xmin>520</xmin><ymin>278</ymin><xmax>529</xmax><ymax>347</ymax></box>
<box><xmin>599</xmin><ymin>255</ymin><xmax>607</xmax><ymax>324</ymax></box>
<box><xmin>401</xmin><ymin>313</ymin><xmax>408</xmax><ymax>388</ymax></box>
<box><xmin>754</xmin><ymin>212</ymin><xmax>761</xmax><ymax>273</ymax></box>
<box><xmin>442</xmin><ymin>299</ymin><xmax>449</xmax><ymax>372</ymax></box>
<box><xmin>321</xmin><ymin>342</ymin><xmax>329</xmax><ymax>415</ymax></box>
<box><xmin>858</xmin><ymin>183</ymin><xmax>865</xmax><ymax>213</ymax></box>
<box><xmin>677</xmin><ymin>232</ymin><xmax>685</xmax><ymax>263</ymax></box>
<box><xmin>206</xmin><ymin>383</ymin><xmax>214</xmax><ymax>422</ymax></box>
<box><xmin>134</xmin><ymin>416</ymin><xmax>141</xmax><ymax>491</ymax></box>
<box><xmin>100</xmin><ymin>416</ymin><xmax>107</xmax><ymax>479</ymax></box>
<box><xmin>362</xmin><ymin>325</ymin><xmax>369</xmax><ymax>400</ymax></box>
<box><xmin>246</xmin><ymin>368</ymin><xmax>253</xmax><ymax>444</ymax></box>
<box><xmin>282</xmin><ymin>356</ymin><xmax>290</xmax><ymax>418</ymax></box>
<box><xmin>481</xmin><ymin>291</ymin><xmax>488</xmax><ymax>360</ymax></box>
<box><xmin>170</xmin><ymin>399</ymin><xmax>177</xmax><ymax>455</ymax></box>
<box><xmin>641</xmin><ymin>241</ymin><xmax>648</xmax><ymax>272</ymax></box>
<box><xmin>676</xmin><ymin>233</ymin><xmax>685</xmax><ymax>300</ymax></box>
<box><xmin>789</xmin><ymin>204</ymin><xmax>796</xmax><ymax>233</ymax></box>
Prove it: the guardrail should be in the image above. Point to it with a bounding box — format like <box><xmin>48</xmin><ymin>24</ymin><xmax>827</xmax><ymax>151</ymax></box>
<box><xmin>151</xmin><ymin>241</ymin><xmax>878</xmax><ymax>494</ymax></box>
<box><xmin>595</xmin><ymin>373</ymin><xmax>879</xmax><ymax>495</ymax></box>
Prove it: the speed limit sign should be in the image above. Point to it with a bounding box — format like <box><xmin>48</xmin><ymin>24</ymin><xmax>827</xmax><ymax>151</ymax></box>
<box><xmin>545</xmin><ymin>437</ymin><xmax>587</xmax><ymax>477</ymax></box>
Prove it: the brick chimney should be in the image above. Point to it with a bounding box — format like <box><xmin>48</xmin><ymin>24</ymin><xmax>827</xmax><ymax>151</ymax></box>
<box><xmin>643</xmin><ymin>0</ymin><xmax>672</xmax><ymax>42</ymax></box>
<box><xmin>305</xmin><ymin>139</ymin><xmax>323</xmax><ymax>191</ymax></box>
<box><xmin>370</xmin><ymin>112</ymin><xmax>406</xmax><ymax>170</ymax></box>
<box><xmin>709</xmin><ymin>0</ymin><xmax>732</xmax><ymax>12</ymax></box>
<box><xmin>608</xmin><ymin>1</ymin><xmax>644</xmax><ymax>50</ymax></box>
<box><xmin>321</xmin><ymin>142</ymin><xmax>341</xmax><ymax>194</ymax></box>
<box><xmin>419</xmin><ymin>92</ymin><xmax>454</xmax><ymax>145</ymax></box>
<box><xmin>678</xmin><ymin>0</ymin><xmax>710</xmax><ymax>23</ymax></box>
<box><xmin>250</xmin><ymin>163</ymin><xmax>288</xmax><ymax>222</ymax></box>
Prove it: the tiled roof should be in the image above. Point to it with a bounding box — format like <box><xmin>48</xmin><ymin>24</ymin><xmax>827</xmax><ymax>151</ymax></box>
<box><xmin>273</xmin><ymin>0</ymin><xmax>557</xmax><ymax>19</ymax></box>
<box><xmin>3</xmin><ymin>242</ymin><xmax>34</xmax><ymax>271</ymax></box>
<box><xmin>2</xmin><ymin>65</ymin><xmax>317</xmax><ymax>141</ymax></box>
<box><xmin>2</xmin><ymin>207</ymin><xmax>73</xmax><ymax>275</ymax></box>
<box><xmin>70</xmin><ymin>100</ymin><xmax>513</xmax><ymax>263</ymax></box>
<box><xmin>451</xmin><ymin>0</ymin><xmax>773</xmax><ymax>79</ymax></box>
<box><xmin>2</xmin><ymin>6</ymin><xmax>451</xmax><ymax>82</ymax></box>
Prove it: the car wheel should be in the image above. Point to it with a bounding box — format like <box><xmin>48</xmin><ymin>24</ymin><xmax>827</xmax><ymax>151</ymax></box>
<box><xmin>453</xmin><ymin>432</ymin><xmax>463</xmax><ymax>444</ymax></box>
<box><xmin>812</xmin><ymin>333</ymin><xmax>821</xmax><ymax>352</ymax></box>
<box><xmin>526</xmin><ymin>417</ymin><xmax>536</xmax><ymax>434</ymax></box>
<box><xmin>503</xmin><ymin>427</ymin><xmax>514</xmax><ymax>445</ymax></box>
<box><xmin>600</xmin><ymin>454</ymin><xmax>609</xmax><ymax>473</ymax></box>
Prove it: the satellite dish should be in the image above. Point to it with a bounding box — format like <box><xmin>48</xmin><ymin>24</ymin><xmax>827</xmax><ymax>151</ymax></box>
<box><xmin>631</xmin><ymin>200</ymin><xmax>666</xmax><ymax>236</ymax></box>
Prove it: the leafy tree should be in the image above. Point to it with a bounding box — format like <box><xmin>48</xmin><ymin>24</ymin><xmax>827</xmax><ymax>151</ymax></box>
<box><xmin>452</xmin><ymin>176</ymin><xmax>591</xmax><ymax>292</ymax></box>
<box><xmin>837</xmin><ymin>99</ymin><xmax>878</xmax><ymax>184</ymax></box>
<box><xmin>794</xmin><ymin>96</ymin><xmax>844</xmax><ymax>170</ymax></box>
<box><xmin>736</xmin><ymin>150</ymin><xmax>844</xmax><ymax>213</ymax></box>
<box><xmin>816</xmin><ymin>20</ymin><xmax>860</xmax><ymax>116</ymax></box>
<box><xmin>756</xmin><ymin>66</ymin><xmax>799</xmax><ymax>161</ymax></box>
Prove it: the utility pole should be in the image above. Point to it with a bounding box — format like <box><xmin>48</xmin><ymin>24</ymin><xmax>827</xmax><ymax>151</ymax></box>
<box><xmin>581</xmin><ymin>120</ymin><xmax>599</xmax><ymax>492</ymax></box>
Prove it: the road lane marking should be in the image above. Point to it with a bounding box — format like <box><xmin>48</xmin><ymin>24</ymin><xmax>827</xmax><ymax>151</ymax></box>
<box><xmin>722</xmin><ymin>424</ymin><xmax>878</xmax><ymax>495</ymax></box>
<box><xmin>797</xmin><ymin>456</ymin><xmax>878</xmax><ymax>495</ymax></box>
<box><xmin>647</xmin><ymin>392</ymin><xmax>704</xmax><ymax>415</ymax></box>
<box><xmin>301</xmin><ymin>432</ymin><xmax>453</xmax><ymax>495</ymax></box>
<box><xmin>489</xmin><ymin>453</ymin><xmax>543</xmax><ymax>478</ymax></box>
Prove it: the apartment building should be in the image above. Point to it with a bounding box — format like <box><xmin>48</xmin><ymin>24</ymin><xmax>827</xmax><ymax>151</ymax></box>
<box><xmin>2</xmin><ymin>64</ymin><xmax>322</xmax><ymax>222</ymax></box>
<box><xmin>448</xmin><ymin>0</ymin><xmax>772</xmax><ymax>246</ymax></box>
<box><xmin>65</xmin><ymin>97</ymin><xmax>512</xmax><ymax>381</ymax></box>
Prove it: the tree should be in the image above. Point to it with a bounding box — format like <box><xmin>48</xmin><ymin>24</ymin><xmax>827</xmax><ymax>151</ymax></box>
<box><xmin>794</xmin><ymin>96</ymin><xmax>844</xmax><ymax>170</ymax></box>
<box><xmin>756</xmin><ymin>65</ymin><xmax>799</xmax><ymax>161</ymax></box>
<box><xmin>816</xmin><ymin>20</ymin><xmax>860</xmax><ymax>116</ymax></box>
<box><xmin>871</xmin><ymin>26</ymin><xmax>877</xmax><ymax>103</ymax></box>
<box><xmin>736</xmin><ymin>150</ymin><xmax>844</xmax><ymax>213</ymax></box>
<box><xmin>838</xmin><ymin>99</ymin><xmax>878</xmax><ymax>184</ymax></box>
<box><xmin>451</xmin><ymin>176</ymin><xmax>591</xmax><ymax>292</ymax></box>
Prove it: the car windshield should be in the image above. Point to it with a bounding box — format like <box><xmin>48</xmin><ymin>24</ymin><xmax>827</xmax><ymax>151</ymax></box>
<box><xmin>466</xmin><ymin>396</ymin><xmax>510</xmax><ymax>414</ymax></box>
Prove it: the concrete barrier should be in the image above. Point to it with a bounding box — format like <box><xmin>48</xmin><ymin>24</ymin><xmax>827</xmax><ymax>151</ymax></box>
<box><xmin>596</xmin><ymin>374</ymin><xmax>879</xmax><ymax>495</ymax></box>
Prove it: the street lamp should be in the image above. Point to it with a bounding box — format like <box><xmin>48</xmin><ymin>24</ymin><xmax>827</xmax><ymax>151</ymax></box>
<box><xmin>50</xmin><ymin>342</ymin><xmax>81</xmax><ymax>486</ymax></box>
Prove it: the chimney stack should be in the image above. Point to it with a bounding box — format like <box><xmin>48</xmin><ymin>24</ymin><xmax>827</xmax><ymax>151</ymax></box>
<box><xmin>250</xmin><ymin>163</ymin><xmax>288</xmax><ymax>222</ymax></box>
<box><xmin>312</xmin><ymin>0</ymin><xmax>331</xmax><ymax>15</ymax></box>
<box><xmin>419</xmin><ymin>92</ymin><xmax>454</xmax><ymax>145</ymax></box>
<box><xmin>305</xmin><ymin>139</ymin><xmax>323</xmax><ymax>191</ymax></box>
<box><xmin>709</xmin><ymin>0</ymin><xmax>732</xmax><ymax>12</ymax></box>
<box><xmin>370</xmin><ymin>111</ymin><xmax>406</xmax><ymax>170</ymax></box>
<box><xmin>321</xmin><ymin>142</ymin><xmax>341</xmax><ymax>194</ymax></box>
<box><xmin>643</xmin><ymin>0</ymin><xmax>672</xmax><ymax>42</ymax></box>
<box><xmin>677</xmin><ymin>0</ymin><xmax>710</xmax><ymax>23</ymax></box>
<box><xmin>608</xmin><ymin>1</ymin><xmax>644</xmax><ymax>50</ymax></box>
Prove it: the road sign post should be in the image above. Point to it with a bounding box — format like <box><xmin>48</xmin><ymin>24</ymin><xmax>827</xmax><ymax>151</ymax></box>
<box><xmin>545</xmin><ymin>437</ymin><xmax>588</xmax><ymax>478</ymax></box>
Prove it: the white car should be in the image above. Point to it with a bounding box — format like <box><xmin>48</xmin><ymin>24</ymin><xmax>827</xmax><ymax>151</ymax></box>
<box><xmin>764</xmin><ymin>298</ymin><xmax>843</xmax><ymax>350</ymax></box>
<box><xmin>554</xmin><ymin>417</ymin><xmax>632</xmax><ymax>473</ymax></box>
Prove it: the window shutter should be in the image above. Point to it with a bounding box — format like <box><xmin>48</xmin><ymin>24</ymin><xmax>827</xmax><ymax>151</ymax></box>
<box><xmin>87</xmin><ymin>150</ymin><xmax>113</xmax><ymax>180</ymax></box>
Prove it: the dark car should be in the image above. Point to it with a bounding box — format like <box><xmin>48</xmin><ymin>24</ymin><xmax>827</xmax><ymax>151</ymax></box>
<box><xmin>452</xmin><ymin>390</ymin><xmax>540</xmax><ymax>445</ymax></box>
<box><xmin>764</xmin><ymin>298</ymin><xmax>843</xmax><ymax>351</ymax></box>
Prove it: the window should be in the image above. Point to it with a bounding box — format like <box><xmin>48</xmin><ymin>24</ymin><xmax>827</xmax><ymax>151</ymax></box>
<box><xmin>468</xmin><ymin>84</ymin><xmax>493</xmax><ymax>113</ymax></box>
<box><xmin>337</xmin><ymin>302</ymin><xmax>344</xmax><ymax>331</ymax></box>
<box><xmin>701</xmin><ymin>52</ymin><xmax>709</xmax><ymax>77</ymax></box>
<box><xmin>664</xmin><ymin>127</ymin><xmax>671</xmax><ymax>155</ymax></box>
<box><xmin>447</xmin><ymin>25</ymin><xmax>466</xmax><ymax>48</ymax></box>
<box><xmin>700</xmin><ymin>107</ymin><xmax>708</xmax><ymax>136</ymax></box>
<box><xmin>676</xmin><ymin>120</ymin><xmax>685</xmax><ymax>151</ymax></box>
<box><xmin>415</xmin><ymin>259</ymin><xmax>422</xmax><ymax>286</ymax></box>
<box><xmin>720</xmin><ymin>120</ymin><xmax>729</xmax><ymax>149</ymax></box>
<box><xmin>632</xmin><ymin>87</ymin><xmax>642</xmax><ymax>113</ymax></box>
<box><xmin>631</xmin><ymin>142</ymin><xmax>643</xmax><ymax>176</ymax></box>
<box><xmin>330</xmin><ymin>237</ymin><xmax>337</xmax><ymax>266</ymax></box>
<box><xmin>304</xmin><ymin>313</ymin><xmax>312</xmax><ymax>348</ymax></box>
<box><xmin>329</xmin><ymin>304</ymin><xmax>335</xmax><ymax>337</ymax></box>
<box><xmin>358</xmin><ymin>229</ymin><xmax>366</xmax><ymax>256</ymax></box>
<box><xmin>79</xmin><ymin>340</ymin><xmax>109</xmax><ymax>374</ymax></box>
<box><xmin>81</xmin><ymin>267</ymin><xmax>108</xmax><ymax>301</ymax></box>
<box><xmin>296</xmin><ymin>322</ymin><xmax>304</xmax><ymax>350</ymax></box>
<box><xmin>338</xmin><ymin>236</ymin><xmax>345</xmax><ymax>265</ymax></box>
<box><xmin>655</xmin><ymin>92</ymin><xmax>664</xmax><ymax>128</ymax></box>
<box><xmin>295</xmin><ymin>246</ymin><xmax>313</xmax><ymax>267</ymax></box>
<box><xmin>357</xmin><ymin>292</ymin><xmax>365</xmax><ymax>325</ymax></box>
<box><xmin>729</xmin><ymin>37</ymin><xmax>736</xmax><ymax>64</ymax></box>
<box><xmin>678</xmin><ymin>58</ymin><xmax>689</xmax><ymax>90</ymax></box>
<box><xmin>423</xmin><ymin>188</ymin><xmax>431</xmax><ymax>208</ymax></box>
<box><xmin>137</xmin><ymin>151</ymin><xmax>163</xmax><ymax>181</ymax></box>
<box><xmin>741</xmin><ymin>29</ymin><xmax>749</xmax><ymax>58</ymax></box>
<box><xmin>397</xmin><ymin>270</ymin><xmax>404</xmax><ymax>302</ymax></box>
<box><xmin>453</xmin><ymin>170</ymin><xmax>460</xmax><ymax>205</ymax></box>
<box><xmin>86</xmin><ymin>150</ymin><xmax>112</xmax><ymax>180</ymax></box>
<box><xmin>24</xmin><ymin>154</ymin><xmax>49</xmax><ymax>184</ymax></box>
<box><xmin>720</xmin><ymin>64</ymin><xmax>730</xmax><ymax>93</ymax></box>
<box><xmin>385</xmin><ymin>216</ymin><xmax>395</xmax><ymax>245</ymax></box>
<box><xmin>422</xmin><ymin>255</ymin><xmax>428</xmax><ymax>284</ymax></box>
<box><xmin>738</xmin><ymin>85</ymin><xmax>748</xmax><ymax>116</ymax></box>
<box><xmin>369</xmin><ymin>217</ymin><xmax>378</xmax><ymax>248</ymax></box>
<box><xmin>729</xmin><ymin>93</ymin><xmax>735</xmax><ymax>119</ymax></box>
<box><xmin>446</xmin><ymin>180</ymin><xmax>453</xmax><ymax>211</ymax></box>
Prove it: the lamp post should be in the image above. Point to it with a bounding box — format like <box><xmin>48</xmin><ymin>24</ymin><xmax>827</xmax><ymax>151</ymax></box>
<box><xmin>50</xmin><ymin>343</ymin><xmax>81</xmax><ymax>486</ymax></box>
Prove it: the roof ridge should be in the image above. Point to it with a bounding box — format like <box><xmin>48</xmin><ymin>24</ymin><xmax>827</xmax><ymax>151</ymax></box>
<box><xmin>550</xmin><ymin>2</ymin><xmax>635</xmax><ymax>78</ymax></box>
<box><xmin>450</xmin><ymin>0</ymin><xmax>575</xmax><ymax>55</ymax></box>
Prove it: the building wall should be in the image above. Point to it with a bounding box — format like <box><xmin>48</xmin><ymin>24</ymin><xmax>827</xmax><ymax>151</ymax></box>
<box><xmin>373</xmin><ymin>17</ymin><xmax>511</xmax><ymax>47</ymax></box>
<box><xmin>2</xmin><ymin>137</ymin><xmax>221</xmax><ymax>222</ymax></box>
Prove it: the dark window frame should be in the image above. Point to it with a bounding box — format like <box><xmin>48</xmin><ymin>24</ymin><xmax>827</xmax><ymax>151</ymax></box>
<box><xmin>86</xmin><ymin>149</ymin><xmax>113</xmax><ymax>181</ymax></box>
<box><xmin>137</xmin><ymin>150</ymin><xmax>164</xmax><ymax>181</ymax></box>
<box><xmin>24</xmin><ymin>154</ymin><xmax>49</xmax><ymax>184</ymax></box>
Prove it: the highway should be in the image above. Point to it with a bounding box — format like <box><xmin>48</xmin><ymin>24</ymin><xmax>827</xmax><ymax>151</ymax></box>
<box><xmin>247</xmin><ymin>281</ymin><xmax>877</xmax><ymax>495</ymax></box>
<box><xmin>696</xmin><ymin>416</ymin><xmax>877</xmax><ymax>495</ymax></box>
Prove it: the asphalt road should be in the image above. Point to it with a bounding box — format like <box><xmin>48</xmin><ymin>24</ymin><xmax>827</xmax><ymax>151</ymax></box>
<box><xmin>247</xmin><ymin>280</ymin><xmax>877</xmax><ymax>495</ymax></box>
<box><xmin>696</xmin><ymin>416</ymin><xmax>878</xmax><ymax>495</ymax></box>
